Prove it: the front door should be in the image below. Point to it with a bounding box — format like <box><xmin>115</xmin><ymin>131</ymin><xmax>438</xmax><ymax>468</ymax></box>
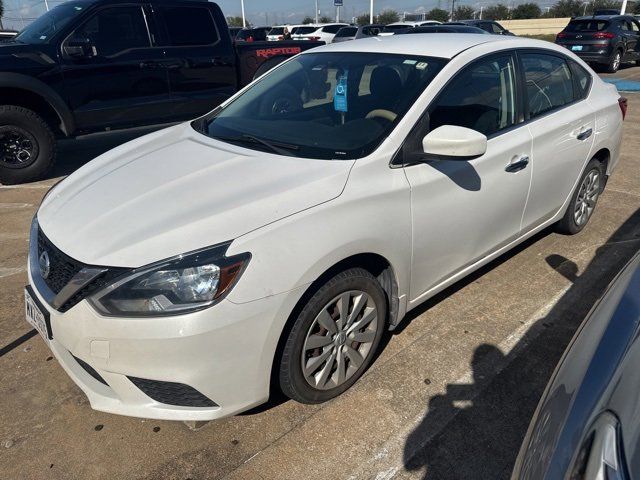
<box><xmin>60</xmin><ymin>4</ymin><xmax>173</xmax><ymax>132</ymax></box>
<box><xmin>403</xmin><ymin>53</ymin><xmax>532</xmax><ymax>302</ymax></box>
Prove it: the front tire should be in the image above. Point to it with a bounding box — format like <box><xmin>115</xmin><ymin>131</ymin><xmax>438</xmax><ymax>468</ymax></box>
<box><xmin>555</xmin><ymin>159</ymin><xmax>603</xmax><ymax>235</ymax></box>
<box><xmin>279</xmin><ymin>268</ymin><xmax>387</xmax><ymax>404</ymax></box>
<box><xmin>0</xmin><ymin>105</ymin><xmax>56</xmax><ymax>185</ymax></box>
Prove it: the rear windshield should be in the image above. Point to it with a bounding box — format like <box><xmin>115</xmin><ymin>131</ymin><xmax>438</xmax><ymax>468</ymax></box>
<box><xmin>293</xmin><ymin>26</ymin><xmax>318</xmax><ymax>35</ymax></box>
<box><xmin>269</xmin><ymin>27</ymin><xmax>285</xmax><ymax>35</ymax></box>
<box><xmin>566</xmin><ymin>20</ymin><xmax>610</xmax><ymax>32</ymax></box>
<box><xmin>335</xmin><ymin>27</ymin><xmax>357</xmax><ymax>37</ymax></box>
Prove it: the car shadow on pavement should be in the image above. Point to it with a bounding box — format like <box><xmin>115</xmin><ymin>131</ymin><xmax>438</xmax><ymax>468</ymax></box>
<box><xmin>402</xmin><ymin>208</ymin><xmax>640</xmax><ymax>480</ymax></box>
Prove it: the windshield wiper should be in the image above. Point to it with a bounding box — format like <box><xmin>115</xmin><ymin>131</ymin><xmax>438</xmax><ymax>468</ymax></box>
<box><xmin>214</xmin><ymin>134</ymin><xmax>299</xmax><ymax>156</ymax></box>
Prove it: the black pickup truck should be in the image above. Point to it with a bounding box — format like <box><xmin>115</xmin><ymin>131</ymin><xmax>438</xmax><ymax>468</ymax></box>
<box><xmin>0</xmin><ymin>0</ymin><xmax>321</xmax><ymax>184</ymax></box>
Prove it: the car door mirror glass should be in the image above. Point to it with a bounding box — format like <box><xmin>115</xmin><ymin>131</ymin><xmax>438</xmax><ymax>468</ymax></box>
<box><xmin>422</xmin><ymin>125</ymin><xmax>487</xmax><ymax>160</ymax></box>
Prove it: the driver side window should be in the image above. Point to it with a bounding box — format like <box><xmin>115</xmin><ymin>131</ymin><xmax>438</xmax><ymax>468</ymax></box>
<box><xmin>71</xmin><ymin>6</ymin><xmax>150</xmax><ymax>57</ymax></box>
<box><xmin>428</xmin><ymin>54</ymin><xmax>517</xmax><ymax>137</ymax></box>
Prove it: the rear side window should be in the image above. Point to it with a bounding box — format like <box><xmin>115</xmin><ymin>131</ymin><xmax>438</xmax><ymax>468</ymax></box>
<box><xmin>490</xmin><ymin>22</ymin><xmax>504</xmax><ymax>33</ymax></box>
<box><xmin>429</xmin><ymin>54</ymin><xmax>517</xmax><ymax>137</ymax></box>
<box><xmin>269</xmin><ymin>27</ymin><xmax>284</xmax><ymax>35</ymax></box>
<box><xmin>335</xmin><ymin>27</ymin><xmax>357</xmax><ymax>37</ymax></box>
<box><xmin>566</xmin><ymin>20</ymin><xmax>609</xmax><ymax>32</ymax></box>
<box><xmin>162</xmin><ymin>7</ymin><xmax>219</xmax><ymax>46</ymax></box>
<box><xmin>521</xmin><ymin>53</ymin><xmax>574</xmax><ymax>119</ymax></box>
<box><xmin>569</xmin><ymin>61</ymin><xmax>591</xmax><ymax>100</ymax></box>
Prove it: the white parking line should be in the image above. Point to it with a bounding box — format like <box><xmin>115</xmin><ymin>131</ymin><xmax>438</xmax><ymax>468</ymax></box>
<box><xmin>0</xmin><ymin>267</ymin><xmax>27</xmax><ymax>279</ymax></box>
<box><xmin>0</xmin><ymin>203</ymin><xmax>33</xmax><ymax>209</ymax></box>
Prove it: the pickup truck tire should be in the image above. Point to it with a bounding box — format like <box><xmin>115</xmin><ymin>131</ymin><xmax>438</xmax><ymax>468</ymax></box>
<box><xmin>0</xmin><ymin>105</ymin><xmax>56</xmax><ymax>185</ymax></box>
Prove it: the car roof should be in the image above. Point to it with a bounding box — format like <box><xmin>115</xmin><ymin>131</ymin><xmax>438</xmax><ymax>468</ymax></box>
<box><xmin>571</xmin><ymin>15</ymin><xmax>630</xmax><ymax>20</ymax></box>
<box><xmin>308</xmin><ymin>32</ymin><xmax>519</xmax><ymax>58</ymax></box>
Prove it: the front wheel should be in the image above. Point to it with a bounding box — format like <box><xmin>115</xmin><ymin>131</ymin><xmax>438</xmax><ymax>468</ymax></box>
<box><xmin>0</xmin><ymin>105</ymin><xmax>56</xmax><ymax>185</ymax></box>
<box><xmin>555</xmin><ymin>159</ymin><xmax>603</xmax><ymax>235</ymax></box>
<box><xmin>278</xmin><ymin>268</ymin><xmax>387</xmax><ymax>404</ymax></box>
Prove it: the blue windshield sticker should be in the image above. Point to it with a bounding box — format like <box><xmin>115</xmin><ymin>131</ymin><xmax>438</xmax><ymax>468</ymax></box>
<box><xmin>334</xmin><ymin>70</ymin><xmax>348</xmax><ymax>113</ymax></box>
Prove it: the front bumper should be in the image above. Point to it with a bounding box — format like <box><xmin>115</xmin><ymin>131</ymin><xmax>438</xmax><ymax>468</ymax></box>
<box><xmin>27</xmin><ymin>262</ymin><xmax>302</xmax><ymax>421</ymax></box>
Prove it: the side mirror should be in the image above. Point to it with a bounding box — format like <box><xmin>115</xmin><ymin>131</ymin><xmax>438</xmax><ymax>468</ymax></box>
<box><xmin>422</xmin><ymin>125</ymin><xmax>487</xmax><ymax>160</ymax></box>
<box><xmin>64</xmin><ymin>36</ymin><xmax>94</xmax><ymax>58</ymax></box>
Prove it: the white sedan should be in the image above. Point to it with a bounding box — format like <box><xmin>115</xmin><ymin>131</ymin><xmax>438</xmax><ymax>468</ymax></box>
<box><xmin>27</xmin><ymin>34</ymin><xmax>625</xmax><ymax>420</ymax></box>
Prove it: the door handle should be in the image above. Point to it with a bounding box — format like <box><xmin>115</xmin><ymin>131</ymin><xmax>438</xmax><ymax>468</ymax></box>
<box><xmin>505</xmin><ymin>155</ymin><xmax>529</xmax><ymax>173</ymax></box>
<box><xmin>576</xmin><ymin>128</ymin><xmax>593</xmax><ymax>141</ymax></box>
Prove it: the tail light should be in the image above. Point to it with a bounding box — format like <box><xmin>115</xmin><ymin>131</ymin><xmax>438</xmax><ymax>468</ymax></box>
<box><xmin>308</xmin><ymin>36</ymin><xmax>321</xmax><ymax>41</ymax></box>
<box><xmin>556</xmin><ymin>32</ymin><xmax>567</xmax><ymax>41</ymax></box>
<box><xmin>278</xmin><ymin>35</ymin><xmax>283</xmax><ymax>40</ymax></box>
<box><xmin>593</xmin><ymin>31</ymin><xmax>615</xmax><ymax>39</ymax></box>
<box><xmin>619</xmin><ymin>97</ymin><xmax>628</xmax><ymax>120</ymax></box>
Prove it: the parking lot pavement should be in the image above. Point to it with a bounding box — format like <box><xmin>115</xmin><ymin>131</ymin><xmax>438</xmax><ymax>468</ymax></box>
<box><xmin>1</xmin><ymin>93</ymin><xmax>639</xmax><ymax>480</ymax></box>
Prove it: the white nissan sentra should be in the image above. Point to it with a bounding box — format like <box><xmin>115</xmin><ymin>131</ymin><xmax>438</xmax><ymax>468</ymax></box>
<box><xmin>26</xmin><ymin>34</ymin><xmax>625</xmax><ymax>420</ymax></box>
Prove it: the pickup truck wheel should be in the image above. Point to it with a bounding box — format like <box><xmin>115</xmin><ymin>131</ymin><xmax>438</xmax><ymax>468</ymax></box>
<box><xmin>0</xmin><ymin>105</ymin><xmax>56</xmax><ymax>185</ymax></box>
<box><xmin>279</xmin><ymin>268</ymin><xmax>387</xmax><ymax>404</ymax></box>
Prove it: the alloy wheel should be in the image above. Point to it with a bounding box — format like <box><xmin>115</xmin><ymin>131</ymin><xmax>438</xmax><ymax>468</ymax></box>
<box><xmin>574</xmin><ymin>169</ymin><xmax>600</xmax><ymax>227</ymax></box>
<box><xmin>301</xmin><ymin>290</ymin><xmax>379</xmax><ymax>390</ymax></box>
<box><xmin>612</xmin><ymin>52</ymin><xmax>621</xmax><ymax>72</ymax></box>
<box><xmin>0</xmin><ymin>126</ymin><xmax>38</xmax><ymax>169</ymax></box>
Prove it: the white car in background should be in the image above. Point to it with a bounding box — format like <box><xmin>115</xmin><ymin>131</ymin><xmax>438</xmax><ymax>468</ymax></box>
<box><xmin>267</xmin><ymin>24</ymin><xmax>303</xmax><ymax>41</ymax></box>
<box><xmin>27</xmin><ymin>34</ymin><xmax>625</xmax><ymax>421</ymax></box>
<box><xmin>291</xmin><ymin>23</ymin><xmax>349</xmax><ymax>43</ymax></box>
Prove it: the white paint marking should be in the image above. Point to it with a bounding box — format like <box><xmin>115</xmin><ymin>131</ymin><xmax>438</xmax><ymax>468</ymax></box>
<box><xmin>0</xmin><ymin>267</ymin><xmax>27</xmax><ymax>278</ymax></box>
<box><xmin>0</xmin><ymin>203</ymin><xmax>33</xmax><ymax>209</ymax></box>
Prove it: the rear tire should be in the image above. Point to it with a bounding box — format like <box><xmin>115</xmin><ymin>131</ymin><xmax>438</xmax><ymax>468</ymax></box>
<box><xmin>0</xmin><ymin>105</ymin><xmax>56</xmax><ymax>185</ymax></box>
<box><xmin>606</xmin><ymin>50</ymin><xmax>622</xmax><ymax>73</ymax></box>
<box><xmin>555</xmin><ymin>159</ymin><xmax>603</xmax><ymax>235</ymax></box>
<box><xmin>279</xmin><ymin>268</ymin><xmax>387</xmax><ymax>404</ymax></box>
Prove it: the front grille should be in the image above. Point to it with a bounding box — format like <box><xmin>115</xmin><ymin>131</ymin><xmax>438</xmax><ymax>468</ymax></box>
<box><xmin>72</xmin><ymin>354</ymin><xmax>109</xmax><ymax>386</ymax></box>
<box><xmin>128</xmin><ymin>377</ymin><xmax>218</xmax><ymax>408</ymax></box>
<box><xmin>36</xmin><ymin>227</ymin><xmax>127</xmax><ymax>312</ymax></box>
<box><xmin>37</xmin><ymin>228</ymin><xmax>84</xmax><ymax>294</ymax></box>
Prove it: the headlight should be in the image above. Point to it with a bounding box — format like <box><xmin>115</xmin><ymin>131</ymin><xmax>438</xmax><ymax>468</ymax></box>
<box><xmin>89</xmin><ymin>243</ymin><xmax>250</xmax><ymax>316</ymax></box>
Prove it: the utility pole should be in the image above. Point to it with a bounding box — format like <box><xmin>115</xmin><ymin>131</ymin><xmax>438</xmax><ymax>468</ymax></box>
<box><xmin>315</xmin><ymin>0</ymin><xmax>319</xmax><ymax>23</ymax></box>
<box><xmin>450</xmin><ymin>0</ymin><xmax>456</xmax><ymax>21</ymax></box>
<box><xmin>370</xmin><ymin>0</ymin><xmax>374</xmax><ymax>23</ymax></box>
<box><xmin>44</xmin><ymin>0</ymin><xmax>50</xmax><ymax>11</ymax></box>
<box><xmin>621</xmin><ymin>0</ymin><xmax>628</xmax><ymax>14</ymax></box>
<box><xmin>479</xmin><ymin>5</ymin><xmax>483</xmax><ymax>19</ymax></box>
<box><xmin>241</xmin><ymin>0</ymin><xmax>246</xmax><ymax>27</ymax></box>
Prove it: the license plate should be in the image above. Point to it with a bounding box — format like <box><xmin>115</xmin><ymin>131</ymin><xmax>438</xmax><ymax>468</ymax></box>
<box><xmin>25</xmin><ymin>286</ymin><xmax>50</xmax><ymax>342</ymax></box>
<box><xmin>572</xmin><ymin>45</ymin><xmax>583</xmax><ymax>52</ymax></box>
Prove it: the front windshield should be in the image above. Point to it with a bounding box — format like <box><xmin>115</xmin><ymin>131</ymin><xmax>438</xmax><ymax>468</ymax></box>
<box><xmin>195</xmin><ymin>52</ymin><xmax>446</xmax><ymax>160</ymax></box>
<box><xmin>15</xmin><ymin>3</ymin><xmax>86</xmax><ymax>44</ymax></box>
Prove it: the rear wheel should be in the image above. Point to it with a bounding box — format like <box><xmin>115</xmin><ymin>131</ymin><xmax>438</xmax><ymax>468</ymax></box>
<box><xmin>555</xmin><ymin>159</ymin><xmax>603</xmax><ymax>235</ymax></box>
<box><xmin>279</xmin><ymin>268</ymin><xmax>387</xmax><ymax>404</ymax></box>
<box><xmin>606</xmin><ymin>50</ymin><xmax>622</xmax><ymax>73</ymax></box>
<box><xmin>0</xmin><ymin>105</ymin><xmax>56</xmax><ymax>185</ymax></box>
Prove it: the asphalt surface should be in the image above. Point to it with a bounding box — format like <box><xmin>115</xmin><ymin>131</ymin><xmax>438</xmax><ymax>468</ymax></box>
<box><xmin>1</xmin><ymin>85</ymin><xmax>640</xmax><ymax>480</ymax></box>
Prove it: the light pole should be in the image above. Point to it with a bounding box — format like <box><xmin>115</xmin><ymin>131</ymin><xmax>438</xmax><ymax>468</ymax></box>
<box><xmin>370</xmin><ymin>0</ymin><xmax>374</xmax><ymax>23</ymax></box>
<box><xmin>621</xmin><ymin>0</ymin><xmax>628</xmax><ymax>14</ymax></box>
<box><xmin>44</xmin><ymin>0</ymin><xmax>50</xmax><ymax>11</ymax></box>
<box><xmin>315</xmin><ymin>0</ymin><xmax>319</xmax><ymax>23</ymax></box>
<box><xmin>241</xmin><ymin>0</ymin><xmax>246</xmax><ymax>27</ymax></box>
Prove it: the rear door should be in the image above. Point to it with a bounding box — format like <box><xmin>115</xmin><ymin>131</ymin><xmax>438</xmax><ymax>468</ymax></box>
<box><xmin>621</xmin><ymin>19</ymin><xmax>640</xmax><ymax>60</ymax></box>
<box><xmin>155</xmin><ymin>2</ymin><xmax>237</xmax><ymax>120</ymax></box>
<box><xmin>520</xmin><ymin>51</ymin><xmax>595</xmax><ymax>231</ymax></box>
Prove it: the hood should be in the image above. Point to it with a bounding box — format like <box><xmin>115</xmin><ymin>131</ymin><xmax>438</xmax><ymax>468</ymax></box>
<box><xmin>0</xmin><ymin>42</ymin><xmax>57</xmax><ymax>67</ymax></box>
<box><xmin>38</xmin><ymin>123</ymin><xmax>354</xmax><ymax>267</ymax></box>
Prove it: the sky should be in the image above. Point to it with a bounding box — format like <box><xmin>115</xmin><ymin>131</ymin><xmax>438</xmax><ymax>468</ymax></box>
<box><xmin>2</xmin><ymin>0</ymin><xmax>557</xmax><ymax>31</ymax></box>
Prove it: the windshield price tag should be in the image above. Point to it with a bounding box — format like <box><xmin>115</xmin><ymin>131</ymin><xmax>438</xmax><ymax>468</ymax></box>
<box><xmin>334</xmin><ymin>70</ymin><xmax>348</xmax><ymax>113</ymax></box>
